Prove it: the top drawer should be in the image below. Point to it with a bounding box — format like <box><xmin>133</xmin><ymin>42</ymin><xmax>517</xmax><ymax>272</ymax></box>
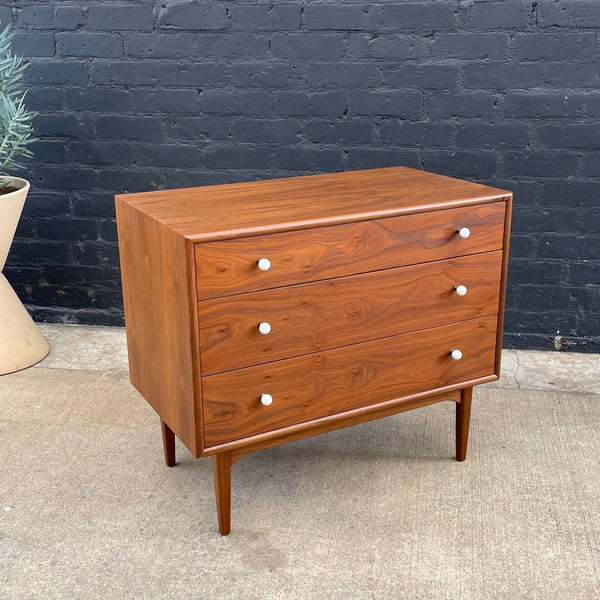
<box><xmin>195</xmin><ymin>202</ymin><xmax>506</xmax><ymax>300</ymax></box>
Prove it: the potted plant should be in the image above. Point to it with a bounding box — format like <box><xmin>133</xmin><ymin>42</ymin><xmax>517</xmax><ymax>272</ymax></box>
<box><xmin>0</xmin><ymin>24</ymin><xmax>48</xmax><ymax>374</ymax></box>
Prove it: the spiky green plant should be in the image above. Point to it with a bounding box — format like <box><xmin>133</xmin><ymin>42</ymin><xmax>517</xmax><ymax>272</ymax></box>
<box><xmin>0</xmin><ymin>24</ymin><xmax>36</xmax><ymax>189</ymax></box>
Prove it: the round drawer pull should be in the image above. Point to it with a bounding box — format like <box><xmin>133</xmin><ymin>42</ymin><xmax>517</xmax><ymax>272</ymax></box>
<box><xmin>257</xmin><ymin>258</ymin><xmax>271</xmax><ymax>271</ymax></box>
<box><xmin>454</xmin><ymin>285</ymin><xmax>468</xmax><ymax>296</ymax></box>
<box><xmin>457</xmin><ymin>227</ymin><xmax>471</xmax><ymax>239</ymax></box>
<box><xmin>258</xmin><ymin>322</ymin><xmax>272</xmax><ymax>335</ymax></box>
<box><xmin>260</xmin><ymin>393</ymin><xmax>273</xmax><ymax>406</ymax></box>
<box><xmin>450</xmin><ymin>349</ymin><xmax>463</xmax><ymax>361</ymax></box>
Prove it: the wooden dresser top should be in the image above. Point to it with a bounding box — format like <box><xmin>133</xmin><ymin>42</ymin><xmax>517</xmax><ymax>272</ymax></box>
<box><xmin>116</xmin><ymin>166</ymin><xmax>510</xmax><ymax>243</ymax></box>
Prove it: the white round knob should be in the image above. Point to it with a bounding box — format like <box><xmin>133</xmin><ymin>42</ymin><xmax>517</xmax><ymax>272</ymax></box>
<box><xmin>458</xmin><ymin>227</ymin><xmax>471</xmax><ymax>239</ymax></box>
<box><xmin>258</xmin><ymin>322</ymin><xmax>272</xmax><ymax>335</ymax></box>
<box><xmin>260</xmin><ymin>393</ymin><xmax>273</xmax><ymax>406</ymax></box>
<box><xmin>257</xmin><ymin>258</ymin><xmax>271</xmax><ymax>271</ymax></box>
<box><xmin>455</xmin><ymin>285</ymin><xmax>468</xmax><ymax>296</ymax></box>
<box><xmin>451</xmin><ymin>349</ymin><xmax>463</xmax><ymax>361</ymax></box>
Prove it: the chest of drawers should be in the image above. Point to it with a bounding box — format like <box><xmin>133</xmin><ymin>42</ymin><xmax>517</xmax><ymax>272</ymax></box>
<box><xmin>115</xmin><ymin>166</ymin><xmax>512</xmax><ymax>535</ymax></box>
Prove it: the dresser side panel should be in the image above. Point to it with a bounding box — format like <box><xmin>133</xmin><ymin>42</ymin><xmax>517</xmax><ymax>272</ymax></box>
<box><xmin>116</xmin><ymin>197</ymin><xmax>199</xmax><ymax>455</ymax></box>
<box><xmin>495</xmin><ymin>195</ymin><xmax>513</xmax><ymax>375</ymax></box>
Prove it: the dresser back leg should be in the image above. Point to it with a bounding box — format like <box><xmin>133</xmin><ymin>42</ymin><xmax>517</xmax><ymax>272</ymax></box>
<box><xmin>456</xmin><ymin>387</ymin><xmax>473</xmax><ymax>462</ymax></box>
<box><xmin>212</xmin><ymin>452</ymin><xmax>232</xmax><ymax>535</ymax></box>
<box><xmin>161</xmin><ymin>419</ymin><xmax>176</xmax><ymax>467</ymax></box>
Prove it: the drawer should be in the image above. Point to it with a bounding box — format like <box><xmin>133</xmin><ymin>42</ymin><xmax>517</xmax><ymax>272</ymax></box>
<box><xmin>195</xmin><ymin>202</ymin><xmax>506</xmax><ymax>300</ymax></box>
<box><xmin>202</xmin><ymin>315</ymin><xmax>497</xmax><ymax>447</ymax></box>
<box><xmin>198</xmin><ymin>251</ymin><xmax>502</xmax><ymax>375</ymax></box>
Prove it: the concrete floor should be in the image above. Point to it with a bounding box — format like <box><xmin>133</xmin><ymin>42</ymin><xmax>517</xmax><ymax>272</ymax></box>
<box><xmin>1</xmin><ymin>324</ymin><xmax>599</xmax><ymax>599</ymax></box>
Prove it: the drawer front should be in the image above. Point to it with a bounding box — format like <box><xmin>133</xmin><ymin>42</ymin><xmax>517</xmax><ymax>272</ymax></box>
<box><xmin>195</xmin><ymin>202</ymin><xmax>506</xmax><ymax>300</ymax></box>
<box><xmin>199</xmin><ymin>251</ymin><xmax>502</xmax><ymax>375</ymax></box>
<box><xmin>202</xmin><ymin>315</ymin><xmax>497</xmax><ymax>447</ymax></box>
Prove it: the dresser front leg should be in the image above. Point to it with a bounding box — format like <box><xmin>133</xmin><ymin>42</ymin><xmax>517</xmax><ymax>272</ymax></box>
<box><xmin>456</xmin><ymin>387</ymin><xmax>473</xmax><ymax>462</ymax></box>
<box><xmin>212</xmin><ymin>452</ymin><xmax>232</xmax><ymax>535</ymax></box>
<box><xmin>160</xmin><ymin>419</ymin><xmax>176</xmax><ymax>467</ymax></box>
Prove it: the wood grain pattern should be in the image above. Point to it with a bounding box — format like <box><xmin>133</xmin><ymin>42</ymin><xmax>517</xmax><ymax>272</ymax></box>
<box><xmin>198</xmin><ymin>251</ymin><xmax>503</xmax><ymax>375</ymax></box>
<box><xmin>115</xmin><ymin>196</ymin><xmax>201</xmax><ymax>456</ymax></box>
<box><xmin>161</xmin><ymin>419</ymin><xmax>176</xmax><ymax>467</ymax></box>
<box><xmin>195</xmin><ymin>202</ymin><xmax>506</xmax><ymax>300</ymax></box>
<box><xmin>120</xmin><ymin>166</ymin><xmax>510</xmax><ymax>242</ymax></box>
<box><xmin>212</xmin><ymin>452</ymin><xmax>232</xmax><ymax>535</ymax></box>
<box><xmin>202</xmin><ymin>315</ymin><xmax>497</xmax><ymax>447</ymax></box>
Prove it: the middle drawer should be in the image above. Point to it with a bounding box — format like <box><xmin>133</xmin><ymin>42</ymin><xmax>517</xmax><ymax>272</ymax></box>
<box><xmin>198</xmin><ymin>251</ymin><xmax>502</xmax><ymax>375</ymax></box>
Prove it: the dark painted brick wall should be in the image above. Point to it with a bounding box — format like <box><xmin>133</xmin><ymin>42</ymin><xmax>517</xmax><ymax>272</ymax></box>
<box><xmin>2</xmin><ymin>1</ymin><xmax>599</xmax><ymax>352</ymax></box>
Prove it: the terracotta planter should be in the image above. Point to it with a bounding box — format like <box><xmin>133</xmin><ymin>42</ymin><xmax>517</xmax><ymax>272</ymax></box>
<box><xmin>0</xmin><ymin>176</ymin><xmax>49</xmax><ymax>374</ymax></box>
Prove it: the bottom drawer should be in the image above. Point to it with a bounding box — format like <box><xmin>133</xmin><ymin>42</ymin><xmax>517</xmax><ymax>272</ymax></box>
<box><xmin>202</xmin><ymin>315</ymin><xmax>498</xmax><ymax>447</ymax></box>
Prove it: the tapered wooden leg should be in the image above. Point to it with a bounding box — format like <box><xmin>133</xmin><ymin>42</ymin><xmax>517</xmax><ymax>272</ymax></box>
<box><xmin>212</xmin><ymin>452</ymin><xmax>232</xmax><ymax>535</ymax></box>
<box><xmin>456</xmin><ymin>387</ymin><xmax>473</xmax><ymax>462</ymax></box>
<box><xmin>160</xmin><ymin>419</ymin><xmax>176</xmax><ymax>467</ymax></box>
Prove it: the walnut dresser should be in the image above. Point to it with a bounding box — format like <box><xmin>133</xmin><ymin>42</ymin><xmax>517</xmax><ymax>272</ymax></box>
<box><xmin>115</xmin><ymin>166</ymin><xmax>512</xmax><ymax>535</ymax></box>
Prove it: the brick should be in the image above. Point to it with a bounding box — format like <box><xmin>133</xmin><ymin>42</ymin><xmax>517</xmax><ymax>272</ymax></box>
<box><xmin>12</xmin><ymin>33</ymin><xmax>55</xmax><ymax>57</ymax></box>
<box><xmin>18</xmin><ymin>6</ymin><xmax>53</xmax><ymax>29</ymax></box>
<box><xmin>380</xmin><ymin>121</ymin><xmax>454</xmax><ymax>147</ymax></box>
<box><xmin>382</xmin><ymin>65</ymin><xmax>460</xmax><ymax>91</ymax></box>
<box><xmin>304</xmin><ymin>5</ymin><xmax>373</xmax><ymax>31</ymax></box>
<box><xmin>34</xmin><ymin>115</ymin><xmax>93</xmax><ymax>138</ymax></box>
<box><xmin>100</xmin><ymin>170</ymin><xmax>162</xmax><ymax>193</ymax></box>
<box><xmin>0</xmin><ymin>6</ymin><xmax>12</xmax><ymax>26</ymax></box>
<box><xmin>471</xmin><ymin>2</ymin><xmax>531</xmax><ymax>28</ymax></box>
<box><xmin>504</xmin><ymin>151</ymin><xmax>578</xmax><ymax>177</ymax></box>
<box><xmin>541</xmin><ymin>61</ymin><xmax>600</xmax><ymax>88</ymax></box>
<box><xmin>537</xmin><ymin>125</ymin><xmax>600</xmax><ymax>149</ymax></box>
<box><xmin>38</xmin><ymin>217</ymin><xmax>98</xmax><ymax>240</ymax></box>
<box><xmin>430</xmin><ymin>34</ymin><xmax>508</xmax><ymax>60</ymax></box>
<box><xmin>349</xmin><ymin>34</ymin><xmax>426</xmax><ymax>59</ymax></box>
<box><xmin>25</xmin><ymin>87</ymin><xmax>62</xmax><ymax>111</ymax></box>
<box><xmin>582</xmin><ymin>154</ymin><xmax>600</xmax><ymax>177</ymax></box>
<box><xmin>233</xmin><ymin>119</ymin><xmax>301</xmax><ymax>143</ymax></box>
<box><xmin>135</xmin><ymin>144</ymin><xmax>202</xmax><ymax>168</ymax></box>
<box><xmin>65</xmin><ymin>88</ymin><xmax>131</xmax><ymax>112</ymax></box>
<box><xmin>157</xmin><ymin>62</ymin><xmax>229</xmax><ymax>86</ymax></box>
<box><xmin>55</xmin><ymin>7</ymin><xmax>84</xmax><ymax>30</ymax></box>
<box><xmin>230</xmin><ymin>5</ymin><xmax>300</xmax><ymax>31</ymax></box>
<box><xmin>130</xmin><ymin>89</ymin><xmax>198</xmax><ymax>114</ymax></box>
<box><xmin>423</xmin><ymin>151</ymin><xmax>497</xmax><ymax>178</ymax></box>
<box><xmin>91</xmin><ymin>61</ymin><xmax>158</xmax><ymax>85</ymax></box>
<box><xmin>22</xmin><ymin>193</ymin><xmax>70</xmax><ymax>217</ymax></box>
<box><xmin>504</xmin><ymin>93</ymin><xmax>585</xmax><ymax>118</ymax></box>
<box><xmin>464</xmin><ymin>63</ymin><xmax>543</xmax><ymax>89</ymax></box>
<box><xmin>195</xmin><ymin>34</ymin><xmax>269</xmax><ymax>58</ymax></box>
<box><xmin>514</xmin><ymin>34</ymin><xmax>594</xmax><ymax>61</ymax></box>
<box><xmin>304</xmin><ymin>120</ymin><xmax>374</xmax><ymax>144</ymax></box>
<box><xmin>28</xmin><ymin>140</ymin><xmax>65</xmax><ymax>163</ymax></box>
<box><xmin>540</xmin><ymin>181</ymin><xmax>600</xmax><ymax>207</ymax></box>
<box><xmin>276</xmin><ymin>92</ymin><xmax>346</xmax><ymax>117</ymax></box>
<box><xmin>69</xmin><ymin>142</ymin><xmax>135</xmax><ymax>165</ymax></box>
<box><xmin>57</xmin><ymin>33</ymin><xmax>123</xmax><ymax>58</ymax></box>
<box><xmin>203</xmin><ymin>145</ymin><xmax>271</xmax><ymax>170</ymax></box>
<box><xmin>87</xmin><ymin>5</ymin><xmax>153</xmax><ymax>31</ymax></box>
<box><xmin>271</xmin><ymin>34</ymin><xmax>345</xmax><ymax>59</ymax></box>
<box><xmin>455</xmin><ymin>124</ymin><xmax>528</xmax><ymax>149</ymax></box>
<box><xmin>202</xmin><ymin>91</ymin><xmax>273</xmax><ymax>115</ymax></box>
<box><xmin>425</xmin><ymin>92</ymin><xmax>497</xmax><ymax>119</ymax></box>
<box><xmin>308</xmin><ymin>63</ymin><xmax>382</xmax><ymax>88</ymax></box>
<box><xmin>538</xmin><ymin>1</ymin><xmax>600</xmax><ymax>27</ymax></box>
<box><xmin>158</xmin><ymin>3</ymin><xmax>227</xmax><ymax>31</ymax></box>
<box><xmin>347</xmin><ymin>149</ymin><xmax>420</xmax><ymax>170</ymax></box>
<box><xmin>24</xmin><ymin>61</ymin><xmax>88</xmax><ymax>85</ymax></box>
<box><xmin>273</xmin><ymin>147</ymin><xmax>343</xmax><ymax>171</ymax></box>
<box><xmin>125</xmin><ymin>33</ymin><xmax>196</xmax><ymax>59</ymax></box>
<box><xmin>511</xmin><ymin>207</ymin><xmax>581</xmax><ymax>234</ymax></box>
<box><xmin>539</xmin><ymin>235</ymin><xmax>599</xmax><ymax>261</ymax></box>
<box><xmin>380</xmin><ymin>3</ymin><xmax>457</xmax><ymax>30</ymax></box>
<box><xmin>96</xmin><ymin>116</ymin><xmax>162</xmax><ymax>140</ymax></box>
<box><xmin>350</xmin><ymin>91</ymin><xmax>421</xmax><ymax>119</ymax></box>
<box><xmin>231</xmin><ymin>63</ymin><xmax>303</xmax><ymax>89</ymax></box>
<box><xmin>164</xmin><ymin>116</ymin><xmax>230</xmax><ymax>141</ymax></box>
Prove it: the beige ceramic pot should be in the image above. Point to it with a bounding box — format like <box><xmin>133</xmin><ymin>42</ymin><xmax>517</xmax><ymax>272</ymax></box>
<box><xmin>0</xmin><ymin>176</ymin><xmax>49</xmax><ymax>374</ymax></box>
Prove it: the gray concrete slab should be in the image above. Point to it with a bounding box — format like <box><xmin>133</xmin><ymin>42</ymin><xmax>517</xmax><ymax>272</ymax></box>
<box><xmin>1</xmin><ymin>368</ymin><xmax>599</xmax><ymax>599</ymax></box>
